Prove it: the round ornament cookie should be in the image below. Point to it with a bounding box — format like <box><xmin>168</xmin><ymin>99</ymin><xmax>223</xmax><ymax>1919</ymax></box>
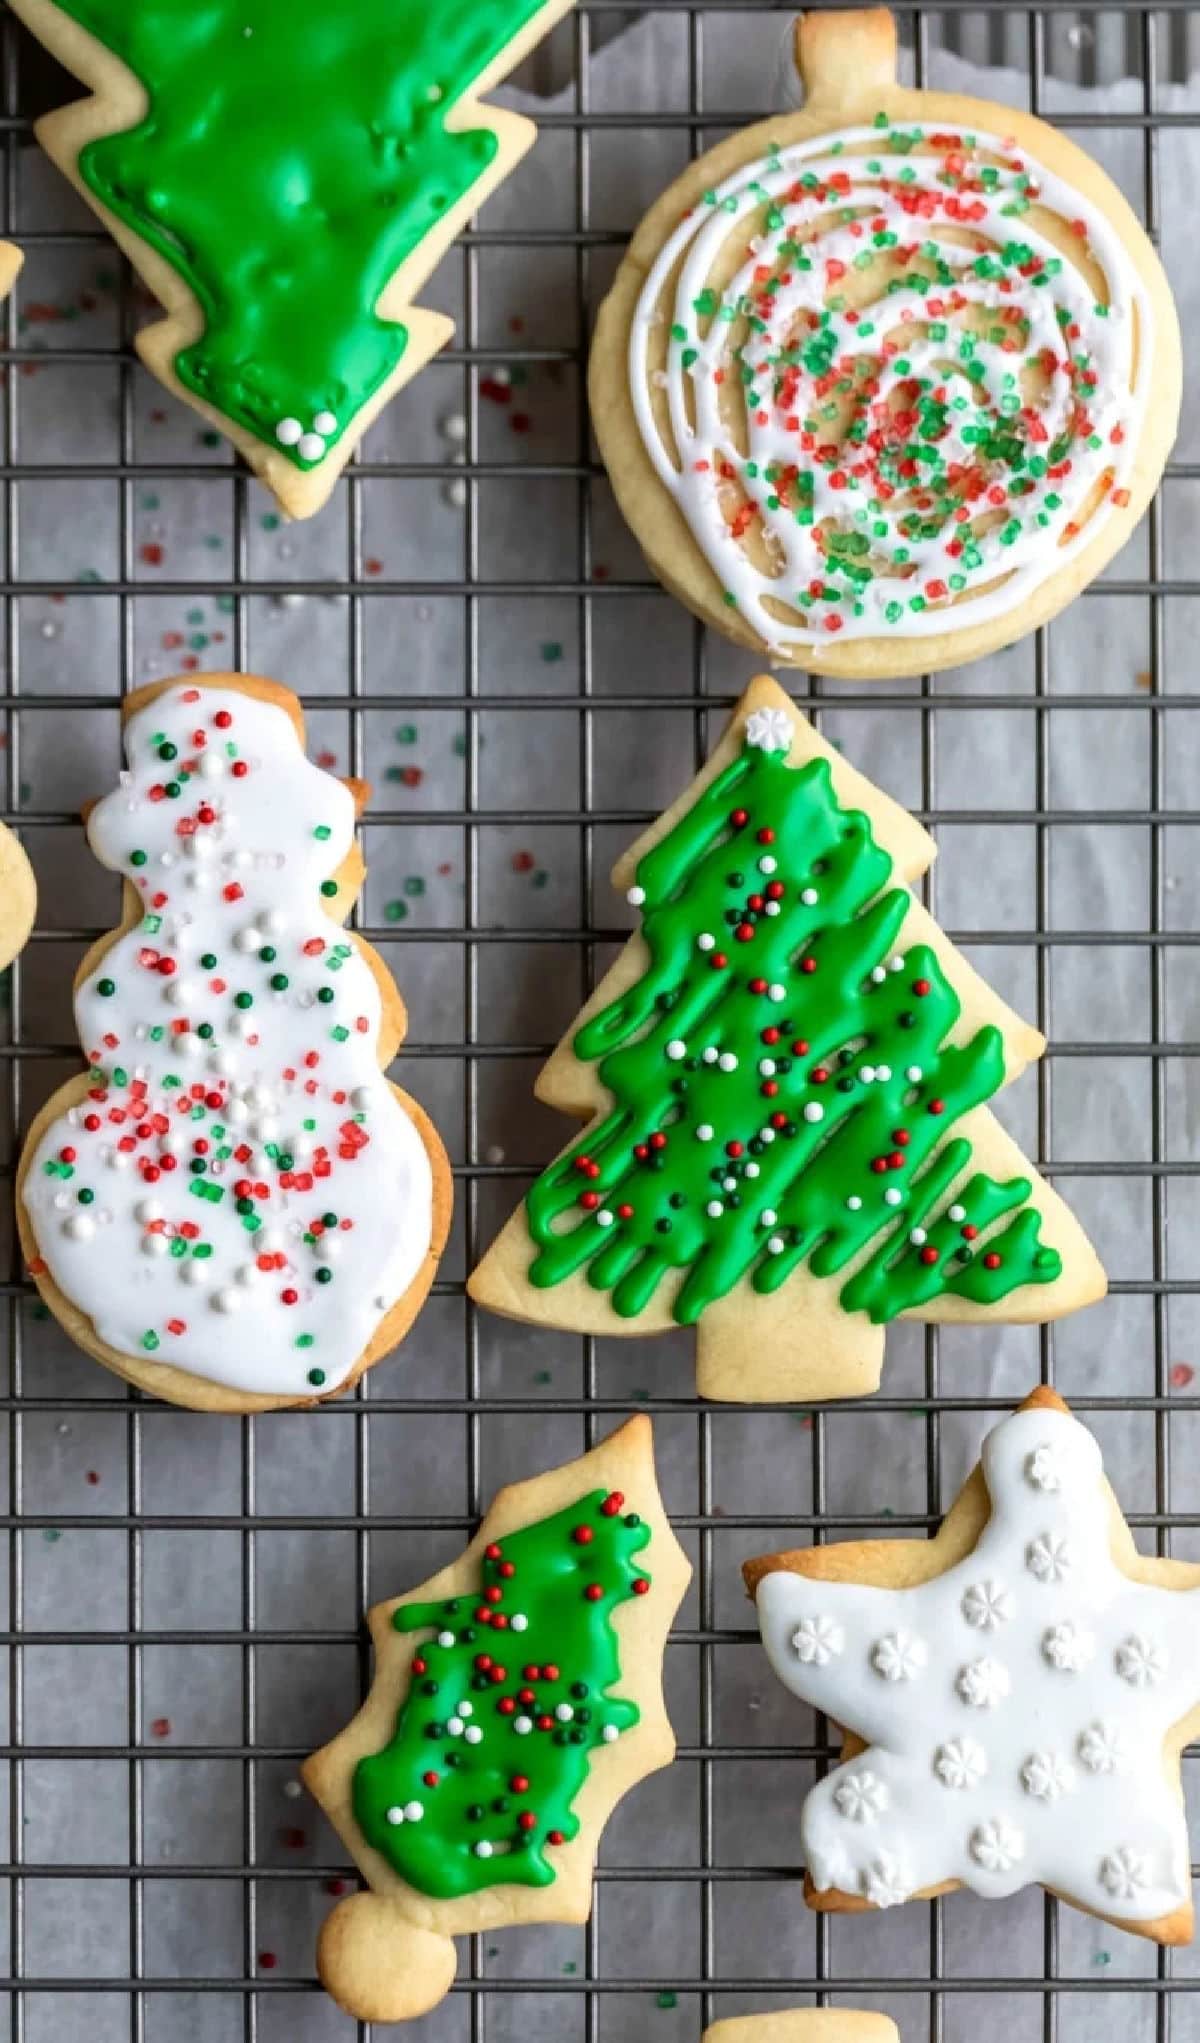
<box><xmin>0</xmin><ymin>823</ymin><xmax>36</xmax><ymax>974</ymax></box>
<box><xmin>18</xmin><ymin>674</ymin><xmax>451</xmax><ymax>1412</ymax></box>
<box><xmin>590</xmin><ymin>7</ymin><xmax>1179</xmax><ymax>678</ymax></box>
<box><xmin>746</xmin><ymin>1387</ymin><xmax>1200</xmax><ymax>1944</ymax></box>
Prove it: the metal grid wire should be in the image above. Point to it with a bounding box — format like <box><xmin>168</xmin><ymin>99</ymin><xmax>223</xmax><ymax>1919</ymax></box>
<box><xmin>1</xmin><ymin>2</ymin><xmax>1199</xmax><ymax>2038</ymax></box>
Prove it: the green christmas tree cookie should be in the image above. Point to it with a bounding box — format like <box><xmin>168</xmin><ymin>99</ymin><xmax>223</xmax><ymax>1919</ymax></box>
<box><xmin>470</xmin><ymin>675</ymin><xmax>1107</xmax><ymax>1403</ymax></box>
<box><xmin>303</xmin><ymin>1415</ymin><xmax>690</xmax><ymax>2024</ymax></box>
<box><xmin>12</xmin><ymin>0</ymin><xmax>573</xmax><ymax>515</ymax></box>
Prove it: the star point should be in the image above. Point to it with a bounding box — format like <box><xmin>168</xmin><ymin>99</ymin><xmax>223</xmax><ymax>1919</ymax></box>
<box><xmin>747</xmin><ymin>1393</ymin><xmax>1200</xmax><ymax>1940</ymax></box>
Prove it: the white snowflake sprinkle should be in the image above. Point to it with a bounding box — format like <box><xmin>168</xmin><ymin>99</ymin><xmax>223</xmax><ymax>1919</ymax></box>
<box><xmin>833</xmin><ymin>1770</ymin><xmax>889</xmax><ymax>1824</ymax></box>
<box><xmin>1026</xmin><ymin>1532</ymin><xmax>1073</xmax><ymax>1583</ymax></box>
<box><xmin>961</xmin><ymin>1580</ymin><xmax>1012</xmax><ymax>1631</ymax></box>
<box><xmin>1077</xmin><ymin>1721</ymin><xmax>1133</xmax><ymax>1776</ymax></box>
<box><xmin>970</xmin><ymin>1819</ymin><xmax>1024</xmax><ymax>1874</ymax></box>
<box><xmin>871</xmin><ymin>1630</ymin><xmax>928</xmax><ymax>1682</ymax></box>
<box><xmin>1025</xmin><ymin>1443</ymin><xmax>1061</xmax><ymax>1492</ymax></box>
<box><xmin>1042</xmin><ymin>1620</ymin><xmax>1095</xmax><ymax>1673</ymax></box>
<box><xmin>791</xmin><ymin>1615</ymin><xmax>844</xmax><ymax>1666</ymax></box>
<box><xmin>956</xmin><ymin>1657</ymin><xmax>1011</xmax><ymax>1709</ymax></box>
<box><xmin>1099</xmin><ymin>1846</ymin><xmax>1150</xmax><ymax>1900</ymax></box>
<box><xmin>1020</xmin><ymin>1751</ymin><xmax>1075</xmax><ymax>1802</ymax></box>
<box><xmin>934</xmin><ymin>1738</ymin><xmax>988</xmax><ymax>1790</ymax></box>
<box><xmin>860</xmin><ymin>1852</ymin><xmax>912</xmax><ymax>1909</ymax></box>
<box><xmin>1115</xmin><ymin>1633</ymin><xmax>1166</xmax><ymax>1688</ymax></box>
<box><xmin>744</xmin><ymin>705</ymin><xmax>795</xmax><ymax>754</ymax></box>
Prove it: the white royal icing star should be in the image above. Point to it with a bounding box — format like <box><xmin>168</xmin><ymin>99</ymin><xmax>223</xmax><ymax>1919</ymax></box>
<box><xmin>754</xmin><ymin>1407</ymin><xmax>1200</xmax><ymax>1920</ymax></box>
<box><xmin>743</xmin><ymin>705</ymin><xmax>794</xmax><ymax>755</ymax></box>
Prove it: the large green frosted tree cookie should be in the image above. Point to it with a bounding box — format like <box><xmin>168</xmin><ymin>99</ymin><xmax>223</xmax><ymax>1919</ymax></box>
<box><xmin>12</xmin><ymin>0</ymin><xmax>572</xmax><ymax>515</ymax></box>
<box><xmin>469</xmin><ymin>674</ymin><xmax>1108</xmax><ymax>1403</ymax></box>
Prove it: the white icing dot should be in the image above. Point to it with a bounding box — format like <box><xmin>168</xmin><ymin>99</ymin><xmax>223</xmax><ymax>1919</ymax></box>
<box><xmin>403</xmin><ymin>1800</ymin><xmax>424</xmax><ymax>1822</ymax></box>
<box><xmin>803</xmin><ymin>1102</ymin><xmax>824</xmax><ymax>1124</ymax></box>
<box><xmin>603</xmin><ymin>1724</ymin><xmax>620</xmax><ymax>1743</ymax></box>
<box><xmin>695</xmin><ymin>1124</ymin><xmax>714</xmax><ymax>1143</ymax></box>
<box><xmin>718</xmin><ymin>1052</ymin><xmax>738</xmax><ymax>1072</ymax></box>
<box><xmin>766</xmin><ymin>1235</ymin><xmax>786</xmax><ymax>1255</ymax></box>
<box><xmin>665</xmin><ymin>1039</ymin><xmax>686</xmax><ymax>1060</ymax></box>
<box><xmin>596</xmin><ymin>1210</ymin><xmax>614</xmax><ymax>1228</ymax></box>
<box><xmin>801</xmin><ymin>887</ymin><xmax>819</xmax><ymax>906</ymax></box>
<box><xmin>846</xmin><ymin>1195</ymin><xmax>862</xmax><ymax>1211</ymax></box>
<box><xmin>474</xmin><ymin>1841</ymin><xmax>493</xmax><ymax>1859</ymax></box>
<box><xmin>510</xmin><ymin>1614</ymin><xmax>528</xmax><ymax>1632</ymax></box>
<box><xmin>883</xmin><ymin>1188</ymin><xmax>903</xmax><ymax>1207</ymax></box>
<box><xmin>702</xmin><ymin>1047</ymin><xmax>719</xmax><ymax>1065</ymax></box>
<box><xmin>758</xmin><ymin>1058</ymin><xmax>776</xmax><ymax>1077</ymax></box>
<box><xmin>464</xmin><ymin>1725</ymin><xmax>483</xmax><ymax>1745</ymax></box>
<box><xmin>297</xmin><ymin>431</ymin><xmax>326</xmax><ymax>462</ymax></box>
<box><xmin>706</xmin><ymin>1200</ymin><xmax>724</xmax><ymax>1219</ymax></box>
<box><xmin>514</xmin><ymin>1716</ymin><xmax>533</xmax><ymax>1734</ymax></box>
<box><xmin>312</xmin><ymin>410</ymin><xmax>337</xmax><ymax>436</ymax></box>
<box><xmin>697</xmin><ymin>932</ymin><xmax>715</xmax><ymax>952</ymax></box>
<box><xmin>870</xmin><ymin>965</ymin><xmax>887</xmax><ymax>984</ymax></box>
<box><xmin>909</xmin><ymin>1227</ymin><xmax>927</xmax><ymax>1246</ymax></box>
<box><xmin>385</xmin><ymin>1805</ymin><xmax>405</xmax><ymax>1826</ymax></box>
<box><xmin>758</xmin><ymin>855</ymin><xmax>777</xmax><ymax>875</ymax></box>
<box><xmin>948</xmin><ymin>1204</ymin><xmax>966</xmax><ymax>1224</ymax></box>
<box><xmin>275</xmin><ymin>417</ymin><xmax>303</xmax><ymax>446</ymax></box>
<box><xmin>555</xmin><ymin>1704</ymin><xmax>574</xmax><ymax>1723</ymax></box>
<box><xmin>768</xmin><ymin>983</ymin><xmax>786</xmax><ymax>1002</ymax></box>
<box><xmin>760</xmin><ymin>1208</ymin><xmax>778</xmax><ymax>1227</ymax></box>
<box><xmin>905</xmin><ymin>1065</ymin><xmax>923</xmax><ymax>1082</ymax></box>
<box><xmin>437</xmin><ymin>1630</ymin><xmax>455</xmax><ymax>1647</ymax></box>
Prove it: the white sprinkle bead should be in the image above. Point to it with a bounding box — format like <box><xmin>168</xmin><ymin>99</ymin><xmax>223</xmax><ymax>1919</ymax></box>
<box><xmin>846</xmin><ymin>1195</ymin><xmax>863</xmax><ymax>1211</ymax></box>
<box><xmin>702</xmin><ymin>1047</ymin><xmax>719</xmax><ymax>1065</ymax></box>
<box><xmin>465</xmin><ymin>1725</ymin><xmax>483</xmax><ymax>1745</ymax></box>
<box><xmin>297</xmin><ymin>431</ymin><xmax>326</xmax><ymax>462</ymax></box>
<box><xmin>861</xmin><ymin>1065</ymin><xmax>876</xmax><ymax>1083</ymax></box>
<box><xmin>603</xmin><ymin>1724</ymin><xmax>620</xmax><ymax>1743</ymax></box>
<box><xmin>697</xmin><ymin>932</ymin><xmax>715</xmax><ymax>952</ymax></box>
<box><xmin>596</xmin><ymin>1210</ymin><xmax>614</xmax><ymax>1228</ymax></box>
<box><xmin>759</xmin><ymin>1058</ymin><xmax>776</xmax><ymax>1077</ymax></box>
<box><xmin>511</xmin><ymin>1614</ymin><xmax>529</xmax><ymax>1632</ymax></box>
<box><xmin>768</xmin><ymin>983</ymin><xmax>786</xmax><ymax>1002</ymax></box>
<box><xmin>871</xmin><ymin>965</ymin><xmax>887</xmax><ymax>983</ymax></box>
<box><xmin>801</xmin><ymin>888</ymin><xmax>819</xmax><ymax>906</ymax></box>
<box><xmin>514</xmin><ymin>1716</ymin><xmax>533</xmax><ymax>1735</ymax></box>
<box><xmin>948</xmin><ymin>1204</ymin><xmax>967</xmax><ymax>1223</ymax></box>
<box><xmin>136</xmin><ymin>1198</ymin><xmax>162</xmax><ymax>1224</ymax></box>
<box><xmin>706</xmin><ymin>1200</ymin><xmax>724</xmax><ymax>1218</ymax></box>
<box><xmin>767</xmin><ymin>1235</ymin><xmax>786</xmax><ymax>1254</ymax></box>
<box><xmin>63</xmin><ymin>1214</ymin><xmax>96</xmax><ymax>1241</ymax></box>
<box><xmin>555</xmin><ymin>1703</ymin><xmax>574</xmax><ymax>1722</ymax></box>
<box><xmin>437</xmin><ymin>1630</ymin><xmax>455</xmax><ymax>1647</ymax></box>
<box><xmin>761</xmin><ymin>1208</ymin><xmax>778</xmax><ymax>1227</ymax></box>
<box><xmin>906</xmin><ymin>1065</ymin><xmax>923</xmax><ymax>1082</ymax></box>
<box><xmin>718</xmin><ymin>1052</ymin><xmax>737</xmax><ymax>1072</ymax></box>
<box><xmin>212</xmin><ymin>1287</ymin><xmax>243</xmax><ymax>1314</ymax></box>
<box><xmin>758</xmin><ymin>855</ymin><xmax>777</xmax><ymax>874</ymax></box>
<box><xmin>666</xmin><ymin>1039</ymin><xmax>686</xmax><ymax>1060</ymax></box>
<box><xmin>474</xmin><ymin>1841</ymin><xmax>493</xmax><ymax>1859</ymax></box>
<box><xmin>884</xmin><ymin>1188</ymin><xmax>903</xmax><ymax>1207</ymax></box>
<box><xmin>403</xmin><ymin>1800</ymin><xmax>424</xmax><ymax>1822</ymax></box>
<box><xmin>876</xmin><ymin>1064</ymin><xmax>891</xmax><ymax>1082</ymax></box>
<box><xmin>275</xmin><ymin>417</ymin><xmax>303</xmax><ymax>446</ymax></box>
<box><xmin>744</xmin><ymin>1161</ymin><xmax>760</xmax><ymax>1178</ymax></box>
<box><xmin>312</xmin><ymin>410</ymin><xmax>337</xmax><ymax>436</ymax></box>
<box><xmin>141</xmin><ymin>1232</ymin><xmax>169</xmax><ymax>1257</ymax></box>
<box><xmin>626</xmin><ymin>885</ymin><xmax>646</xmax><ymax>907</ymax></box>
<box><xmin>385</xmin><ymin>1805</ymin><xmax>406</xmax><ymax>1826</ymax></box>
<box><xmin>803</xmin><ymin>1102</ymin><xmax>824</xmax><ymax>1123</ymax></box>
<box><xmin>695</xmin><ymin>1124</ymin><xmax>714</xmax><ymax>1142</ymax></box>
<box><xmin>909</xmin><ymin>1228</ymin><xmax>927</xmax><ymax>1246</ymax></box>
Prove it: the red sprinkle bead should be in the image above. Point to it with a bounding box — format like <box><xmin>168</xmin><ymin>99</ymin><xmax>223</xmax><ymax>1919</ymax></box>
<box><xmin>919</xmin><ymin>1246</ymin><xmax>940</xmax><ymax>1266</ymax></box>
<box><xmin>572</xmin><ymin>1525</ymin><xmax>594</xmax><ymax>1545</ymax></box>
<box><xmin>583</xmin><ymin>1584</ymin><xmax>604</xmax><ymax>1602</ymax></box>
<box><xmin>913</xmin><ymin>978</ymin><xmax>932</xmax><ymax>997</ymax></box>
<box><xmin>983</xmin><ymin>1252</ymin><xmax>1002</xmax><ymax>1270</ymax></box>
<box><xmin>632</xmin><ymin>1578</ymin><xmax>650</xmax><ymax>1596</ymax></box>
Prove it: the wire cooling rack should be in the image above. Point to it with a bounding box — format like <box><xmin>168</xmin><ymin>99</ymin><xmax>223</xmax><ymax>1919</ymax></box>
<box><xmin>2</xmin><ymin>3</ymin><xmax>1200</xmax><ymax>2039</ymax></box>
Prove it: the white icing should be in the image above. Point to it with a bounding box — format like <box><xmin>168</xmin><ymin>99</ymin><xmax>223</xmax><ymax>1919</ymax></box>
<box><xmin>755</xmin><ymin>1407</ymin><xmax>1200</xmax><ymax>1919</ymax></box>
<box><xmin>629</xmin><ymin>122</ymin><xmax>1149</xmax><ymax>651</ymax></box>
<box><xmin>23</xmin><ymin>685</ymin><xmax>435</xmax><ymax>1396</ymax></box>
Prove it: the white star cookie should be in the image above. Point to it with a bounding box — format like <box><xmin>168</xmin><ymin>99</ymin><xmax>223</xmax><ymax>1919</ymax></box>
<box><xmin>745</xmin><ymin>1388</ymin><xmax>1200</xmax><ymax>1943</ymax></box>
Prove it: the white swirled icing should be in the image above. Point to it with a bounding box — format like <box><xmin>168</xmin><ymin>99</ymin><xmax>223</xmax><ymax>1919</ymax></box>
<box><xmin>22</xmin><ymin>684</ymin><xmax>435</xmax><ymax>1397</ymax></box>
<box><xmin>629</xmin><ymin>119</ymin><xmax>1151</xmax><ymax>649</ymax></box>
<box><xmin>754</xmin><ymin>1407</ymin><xmax>1200</xmax><ymax>1923</ymax></box>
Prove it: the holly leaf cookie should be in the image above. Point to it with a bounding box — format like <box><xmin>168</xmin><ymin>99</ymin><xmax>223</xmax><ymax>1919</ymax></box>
<box><xmin>10</xmin><ymin>0</ymin><xmax>573</xmax><ymax>517</ymax></box>
<box><xmin>469</xmin><ymin>675</ymin><xmax>1105</xmax><ymax>1402</ymax></box>
<box><xmin>746</xmin><ymin>1387</ymin><xmax>1200</xmax><ymax>1943</ymax></box>
<box><xmin>303</xmin><ymin>1414</ymin><xmax>691</xmax><ymax>2024</ymax></box>
<box><xmin>706</xmin><ymin>2018</ymin><xmax>899</xmax><ymax>2043</ymax></box>
<box><xmin>17</xmin><ymin>674</ymin><xmax>451</xmax><ymax>1411</ymax></box>
<box><xmin>590</xmin><ymin>6</ymin><xmax>1180</xmax><ymax>678</ymax></box>
<box><xmin>0</xmin><ymin>822</ymin><xmax>36</xmax><ymax>975</ymax></box>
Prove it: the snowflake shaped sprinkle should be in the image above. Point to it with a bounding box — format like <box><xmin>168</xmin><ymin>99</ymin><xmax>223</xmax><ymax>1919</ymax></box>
<box><xmin>1025</xmin><ymin>1443</ymin><xmax>1061</xmax><ymax>1492</ymax></box>
<box><xmin>1020</xmin><ymin>1751</ymin><xmax>1075</xmax><ymax>1801</ymax></box>
<box><xmin>1115</xmin><ymin>1633</ymin><xmax>1166</xmax><ymax>1688</ymax></box>
<box><xmin>833</xmin><ymin>1769</ymin><xmax>889</xmax><ymax>1824</ymax></box>
<box><xmin>752</xmin><ymin>1403</ymin><xmax>1200</xmax><ymax>1927</ymax></box>
<box><xmin>860</xmin><ymin>1852</ymin><xmax>912</xmax><ymax>1909</ymax></box>
<box><xmin>791</xmin><ymin>1614</ymin><xmax>844</xmax><ymax>1666</ymax></box>
<box><xmin>961</xmin><ymin>1580</ymin><xmax>1012</xmax><ymax>1631</ymax></box>
<box><xmin>1077</xmin><ymin>1720</ymin><xmax>1132</xmax><ymax>1776</ymax></box>
<box><xmin>1042</xmin><ymin>1620</ymin><xmax>1095</xmax><ymax>1673</ymax></box>
<box><xmin>970</xmin><ymin>1819</ymin><xmax>1024</xmax><ymax>1874</ymax></box>
<box><xmin>1026</xmin><ymin>1532</ymin><xmax>1073</xmax><ymax>1583</ymax></box>
<box><xmin>956</xmin><ymin>1656</ymin><xmax>1010</xmax><ymax>1709</ymax></box>
<box><xmin>1100</xmin><ymin>1846</ymin><xmax>1151</xmax><ymax>1900</ymax></box>
<box><xmin>743</xmin><ymin>705</ymin><xmax>794</xmax><ymax>755</ymax></box>
<box><xmin>871</xmin><ymin>1630</ymin><xmax>927</xmax><ymax>1681</ymax></box>
<box><xmin>935</xmin><ymin>1738</ymin><xmax>988</xmax><ymax>1790</ymax></box>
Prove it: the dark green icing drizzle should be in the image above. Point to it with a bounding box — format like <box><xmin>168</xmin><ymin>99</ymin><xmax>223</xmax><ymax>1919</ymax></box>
<box><xmin>525</xmin><ymin>730</ymin><xmax>1061</xmax><ymax>1326</ymax></box>
<box><xmin>353</xmin><ymin>1489</ymin><xmax>648</xmax><ymax>1898</ymax></box>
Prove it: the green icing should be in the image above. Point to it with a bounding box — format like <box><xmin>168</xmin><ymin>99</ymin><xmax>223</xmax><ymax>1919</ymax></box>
<box><xmin>53</xmin><ymin>0</ymin><xmax>552</xmax><ymax>467</ymax></box>
<box><xmin>353</xmin><ymin>1489</ymin><xmax>648</xmax><ymax>1898</ymax></box>
<box><xmin>525</xmin><ymin>731</ymin><xmax>1062</xmax><ymax>1326</ymax></box>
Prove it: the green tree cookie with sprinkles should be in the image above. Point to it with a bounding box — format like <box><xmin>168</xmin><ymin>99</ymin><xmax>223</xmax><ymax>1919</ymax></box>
<box><xmin>470</xmin><ymin>675</ymin><xmax>1106</xmax><ymax>1403</ymax></box>
<box><xmin>12</xmin><ymin>0</ymin><xmax>575</xmax><ymax>518</ymax></box>
<box><xmin>304</xmin><ymin>1416</ymin><xmax>691</xmax><ymax>2025</ymax></box>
